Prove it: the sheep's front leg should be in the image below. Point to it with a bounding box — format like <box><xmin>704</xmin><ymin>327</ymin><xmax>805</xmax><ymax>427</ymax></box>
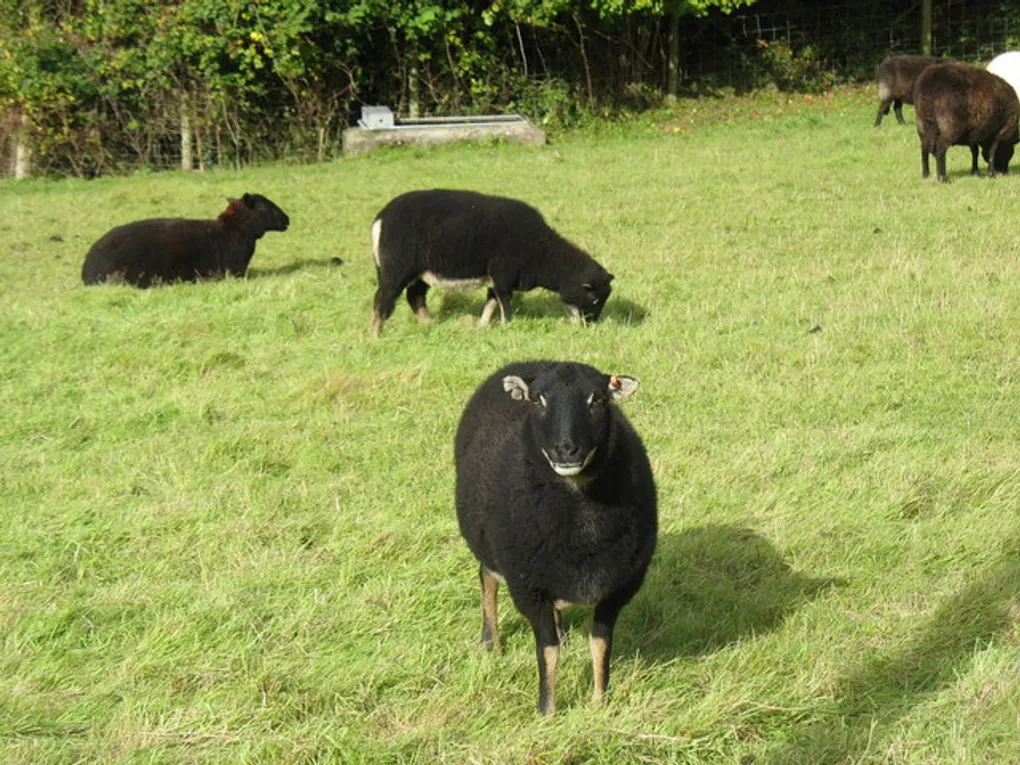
<box><xmin>921</xmin><ymin>148</ymin><xmax>931</xmax><ymax>179</ymax></box>
<box><xmin>520</xmin><ymin>602</ymin><xmax>560</xmax><ymax>714</ymax></box>
<box><xmin>479</xmin><ymin>565</ymin><xmax>500</xmax><ymax>650</ymax></box>
<box><xmin>479</xmin><ymin>289</ymin><xmax>500</xmax><ymax>327</ymax></box>
<box><xmin>479</xmin><ymin>287</ymin><xmax>514</xmax><ymax>326</ymax></box>
<box><xmin>970</xmin><ymin>145</ymin><xmax>980</xmax><ymax>175</ymax></box>
<box><xmin>590</xmin><ymin>600</ymin><xmax>624</xmax><ymax>704</ymax></box>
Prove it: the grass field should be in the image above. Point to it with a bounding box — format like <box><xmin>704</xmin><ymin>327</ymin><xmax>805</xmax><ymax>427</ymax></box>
<box><xmin>2</xmin><ymin>85</ymin><xmax>1019</xmax><ymax>764</ymax></box>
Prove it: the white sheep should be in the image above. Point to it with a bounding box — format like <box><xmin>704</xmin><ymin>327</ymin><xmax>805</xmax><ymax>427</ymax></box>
<box><xmin>987</xmin><ymin>51</ymin><xmax>1020</xmax><ymax>103</ymax></box>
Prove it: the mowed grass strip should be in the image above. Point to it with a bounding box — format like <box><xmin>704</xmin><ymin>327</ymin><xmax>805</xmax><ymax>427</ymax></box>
<box><xmin>1</xmin><ymin>87</ymin><xmax>1019</xmax><ymax>764</ymax></box>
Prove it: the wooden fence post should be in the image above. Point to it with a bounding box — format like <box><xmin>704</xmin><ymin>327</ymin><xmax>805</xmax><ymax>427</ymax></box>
<box><xmin>14</xmin><ymin>112</ymin><xmax>31</xmax><ymax>179</ymax></box>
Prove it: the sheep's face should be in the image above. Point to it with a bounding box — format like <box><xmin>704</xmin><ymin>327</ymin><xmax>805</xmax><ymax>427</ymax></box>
<box><xmin>560</xmin><ymin>269</ymin><xmax>613</xmax><ymax>323</ymax></box>
<box><xmin>243</xmin><ymin>193</ymin><xmax>290</xmax><ymax>232</ymax></box>
<box><xmin>503</xmin><ymin>364</ymin><xmax>638</xmax><ymax>478</ymax></box>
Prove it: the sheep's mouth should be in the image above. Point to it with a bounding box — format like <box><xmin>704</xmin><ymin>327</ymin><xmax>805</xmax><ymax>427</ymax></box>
<box><xmin>543</xmin><ymin>447</ymin><xmax>597</xmax><ymax>477</ymax></box>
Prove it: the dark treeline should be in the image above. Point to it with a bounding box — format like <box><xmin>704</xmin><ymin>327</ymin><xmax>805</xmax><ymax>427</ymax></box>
<box><xmin>1</xmin><ymin>0</ymin><xmax>1018</xmax><ymax>177</ymax></box>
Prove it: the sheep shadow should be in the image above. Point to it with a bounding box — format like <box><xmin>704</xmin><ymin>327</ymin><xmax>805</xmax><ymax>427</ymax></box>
<box><xmin>248</xmin><ymin>258</ymin><xmax>344</xmax><ymax>278</ymax></box>
<box><xmin>433</xmin><ymin>291</ymin><xmax>648</xmax><ymax>326</ymax></box>
<box><xmin>620</xmin><ymin>524</ymin><xmax>842</xmax><ymax>660</ymax></box>
<box><xmin>763</xmin><ymin>532</ymin><xmax>1020</xmax><ymax>765</ymax></box>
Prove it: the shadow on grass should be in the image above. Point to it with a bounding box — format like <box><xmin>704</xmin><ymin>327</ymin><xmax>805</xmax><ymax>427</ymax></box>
<box><xmin>248</xmin><ymin>258</ymin><xmax>344</xmax><ymax>278</ymax></box>
<box><xmin>431</xmin><ymin>290</ymin><xmax>649</xmax><ymax>326</ymax></box>
<box><xmin>622</xmin><ymin>524</ymin><xmax>842</xmax><ymax>661</ymax></box>
<box><xmin>764</xmin><ymin>534</ymin><xmax>1020</xmax><ymax>765</ymax></box>
<box><xmin>920</xmin><ymin>163</ymin><xmax>1011</xmax><ymax>183</ymax></box>
<box><xmin>484</xmin><ymin>524</ymin><xmax>836</xmax><ymax>665</ymax></box>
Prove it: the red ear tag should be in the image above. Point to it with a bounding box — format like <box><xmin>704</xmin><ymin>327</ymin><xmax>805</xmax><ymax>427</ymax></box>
<box><xmin>609</xmin><ymin>375</ymin><xmax>621</xmax><ymax>390</ymax></box>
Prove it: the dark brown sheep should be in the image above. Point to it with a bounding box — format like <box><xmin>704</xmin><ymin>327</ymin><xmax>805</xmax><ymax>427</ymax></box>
<box><xmin>82</xmin><ymin>193</ymin><xmax>290</xmax><ymax>287</ymax></box>
<box><xmin>913</xmin><ymin>62</ymin><xmax>1020</xmax><ymax>182</ymax></box>
<box><xmin>874</xmin><ymin>55</ymin><xmax>942</xmax><ymax>127</ymax></box>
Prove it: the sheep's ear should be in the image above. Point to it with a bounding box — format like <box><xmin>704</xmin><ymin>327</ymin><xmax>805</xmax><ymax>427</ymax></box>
<box><xmin>242</xmin><ymin>193</ymin><xmax>255</xmax><ymax>207</ymax></box>
<box><xmin>503</xmin><ymin>375</ymin><xmax>530</xmax><ymax>401</ymax></box>
<box><xmin>607</xmin><ymin>374</ymin><xmax>639</xmax><ymax>400</ymax></box>
<box><xmin>607</xmin><ymin>273</ymin><xmax>615</xmax><ymax>283</ymax></box>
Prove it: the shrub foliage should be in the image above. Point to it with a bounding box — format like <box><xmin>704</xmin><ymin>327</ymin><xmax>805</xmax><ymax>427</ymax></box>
<box><xmin>3</xmin><ymin>0</ymin><xmax>1020</xmax><ymax>175</ymax></box>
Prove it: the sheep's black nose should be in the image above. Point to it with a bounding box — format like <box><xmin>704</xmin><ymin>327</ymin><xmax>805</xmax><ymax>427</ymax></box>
<box><xmin>554</xmin><ymin>443</ymin><xmax>583</xmax><ymax>461</ymax></box>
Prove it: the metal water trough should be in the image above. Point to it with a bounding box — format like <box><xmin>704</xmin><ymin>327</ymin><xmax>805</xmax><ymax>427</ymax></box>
<box><xmin>342</xmin><ymin>106</ymin><xmax>546</xmax><ymax>156</ymax></box>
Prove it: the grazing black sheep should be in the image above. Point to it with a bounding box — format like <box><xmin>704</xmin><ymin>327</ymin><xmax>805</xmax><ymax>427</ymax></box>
<box><xmin>874</xmin><ymin>55</ymin><xmax>942</xmax><ymax>127</ymax></box>
<box><xmin>914</xmin><ymin>62</ymin><xmax>1020</xmax><ymax>182</ymax></box>
<box><xmin>82</xmin><ymin>193</ymin><xmax>290</xmax><ymax>287</ymax></box>
<box><xmin>370</xmin><ymin>189</ymin><xmax>614</xmax><ymax>336</ymax></box>
<box><xmin>455</xmin><ymin>360</ymin><xmax>657</xmax><ymax>715</ymax></box>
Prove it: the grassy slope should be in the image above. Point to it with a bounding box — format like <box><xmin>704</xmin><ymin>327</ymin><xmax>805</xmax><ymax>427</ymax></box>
<box><xmin>1</xmin><ymin>87</ymin><xmax>1019</xmax><ymax>764</ymax></box>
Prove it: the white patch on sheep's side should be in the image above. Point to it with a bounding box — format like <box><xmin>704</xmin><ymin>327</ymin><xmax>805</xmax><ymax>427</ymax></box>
<box><xmin>420</xmin><ymin>271</ymin><xmax>494</xmax><ymax>290</ymax></box>
<box><xmin>371</xmin><ymin>218</ymin><xmax>382</xmax><ymax>266</ymax></box>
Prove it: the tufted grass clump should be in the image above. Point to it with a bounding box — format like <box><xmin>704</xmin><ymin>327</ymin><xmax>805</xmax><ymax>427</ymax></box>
<box><xmin>2</xmin><ymin>87</ymin><xmax>1019</xmax><ymax>764</ymax></box>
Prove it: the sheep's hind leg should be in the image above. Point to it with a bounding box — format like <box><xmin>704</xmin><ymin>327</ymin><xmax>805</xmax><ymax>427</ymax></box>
<box><xmin>874</xmin><ymin>100</ymin><xmax>890</xmax><ymax>127</ymax></box>
<box><xmin>554</xmin><ymin>607</ymin><xmax>567</xmax><ymax>644</ymax></box>
<box><xmin>893</xmin><ymin>99</ymin><xmax>906</xmax><ymax>125</ymax></box>
<box><xmin>936</xmin><ymin>148</ymin><xmax>950</xmax><ymax>184</ymax></box>
<box><xmin>406</xmin><ymin>279</ymin><xmax>432</xmax><ymax>323</ymax></box>
<box><xmin>371</xmin><ymin>273</ymin><xmax>402</xmax><ymax>336</ymax></box>
<box><xmin>986</xmin><ymin>140</ymin><xmax>1000</xmax><ymax>178</ymax></box>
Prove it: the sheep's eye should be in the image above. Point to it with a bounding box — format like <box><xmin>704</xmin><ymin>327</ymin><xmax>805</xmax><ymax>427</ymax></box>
<box><xmin>535</xmin><ymin>394</ymin><xmax>548</xmax><ymax>408</ymax></box>
<box><xmin>587</xmin><ymin>393</ymin><xmax>604</xmax><ymax>408</ymax></box>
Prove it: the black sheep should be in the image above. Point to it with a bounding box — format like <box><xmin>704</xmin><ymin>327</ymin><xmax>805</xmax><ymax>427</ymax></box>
<box><xmin>913</xmin><ymin>62</ymin><xmax>1020</xmax><ymax>182</ymax></box>
<box><xmin>370</xmin><ymin>189</ymin><xmax>614</xmax><ymax>336</ymax></box>
<box><xmin>455</xmin><ymin>360</ymin><xmax>657</xmax><ymax>715</ymax></box>
<box><xmin>82</xmin><ymin>193</ymin><xmax>290</xmax><ymax>287</ymax></box>
<box><xmin>874</xmin><ymin>55</ymin><xmax>942</xmax><ymax>127</ymax></box>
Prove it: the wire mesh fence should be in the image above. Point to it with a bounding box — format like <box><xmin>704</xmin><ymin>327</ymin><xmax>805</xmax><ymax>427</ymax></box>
<box><xmin>682</xmin><ymin>0</ymin><xmax>1020</xmax><ymax>88</ymax></box>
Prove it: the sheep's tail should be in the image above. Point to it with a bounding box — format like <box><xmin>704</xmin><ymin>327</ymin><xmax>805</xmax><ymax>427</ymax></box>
<box><xmin>371</xmin><ymin>217</ymin><xmax>383</xmax><ymax>268</ymax></box>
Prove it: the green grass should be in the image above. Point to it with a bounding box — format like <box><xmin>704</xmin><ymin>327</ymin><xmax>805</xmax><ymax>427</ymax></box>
<box><xmin>2</xmin><ymin>85</ymin><xmax>1019</xmax><ymax>764</ymax></box>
